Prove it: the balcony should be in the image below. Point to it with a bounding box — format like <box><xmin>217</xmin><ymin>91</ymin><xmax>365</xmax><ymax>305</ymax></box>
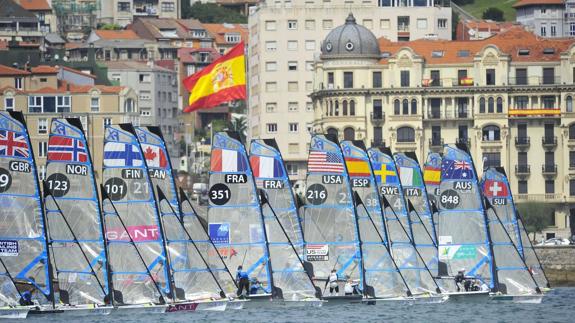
<box><xmin>429</xmin><ymin>138</ymin><xmax>444</xmax><ymax>148</ymax></box>
<box><xmin>456</xmin><ymin>138</ymin><xmax>471</xmax><ymax>147</ymax></box>
<box><xmin>371</xmin><ymin>139</ymin><xmax>385</xmax><ymax>148</ymax></box>
<box><xmin>515</xmin><ymin>164</ymin><xmax>530</xmax><ymax>176</ymax></box>
<box><xmin>508</xmin><ymin>108</ymin><xmax>561</xmax><ymax>117</ymax></box>
<box><xmin>514</xmin><ymin>193</ymin><xmax>563</xmax><ymax>202</ymax></box>
<box><xmin>508</xmin><ymin>76</ymin><xmax>561</xmax><ymax>86</ymax></box>
<box><xmin>541</xmin><ymin>164</ymin><xmax>558</xmax><ymax>176</ymax></box>
<box><xmin>428</xmin><ymin>109</ymin><xmax>441</xmax><ymax>119</ymax></box>
<box><xmin>542</xmin><ymin>136</ymin><xmax>557</xmax><ymax>149</ymax></box>
<box><xmin>426</xmin><ymin>109</ymin><xmax>470</xmax><ymax>120</ymax></box>
<box><xmin>515</xmin><ymin>136</ymin><xmax>530</xmax><ymax>148</ymax></box>
<box><xmin>370</xmin><ymin>112</ymin><xmax>385</xmax><ymax>124</ymax></box>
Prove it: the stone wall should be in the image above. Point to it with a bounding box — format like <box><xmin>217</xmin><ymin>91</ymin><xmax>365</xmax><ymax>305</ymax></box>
<box><xmin>535</xmin><ymin>246</ymin><xmax>575</xmax><ymax>287</ymax></box>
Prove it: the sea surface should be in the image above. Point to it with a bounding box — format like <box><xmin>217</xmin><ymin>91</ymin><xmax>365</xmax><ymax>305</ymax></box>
<box><xmin>22</xmin><ymin>287</ymin><xmax>575</xmax><ymax>323</ymax></box>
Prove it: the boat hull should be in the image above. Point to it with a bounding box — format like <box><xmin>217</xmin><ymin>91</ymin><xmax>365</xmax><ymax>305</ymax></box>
<box><xmin>227</xmin><ymin>299</ymin><xmax>248</xmax><ymax>310</ymax></box>
<box><xmin>0</xmin><ymin>307</ymin><xmax>29</xmax><ymax>319</ymax></box>
<box><xmin>362</xmin><ymin>295</ymin><xmax>448</xmax><ymax>305</ymax></box>
<box><xmin>322</xmin><ymin>295</ymin><xmax>363</xmax><ymax>305</ymax></box>
<box><xmin>445</xmin><ymin>291</ymin><xmax>490</xmax><ymax>303</ymax></box>
<box><xmin>115</xmin><ymin>304</ymin><xmax>167</xmax><ymax>314</ymax></box>
<box><xmin>490</xmin><ymin>294</ymin><xmax>544</xmax><ymax>304</ymax></box>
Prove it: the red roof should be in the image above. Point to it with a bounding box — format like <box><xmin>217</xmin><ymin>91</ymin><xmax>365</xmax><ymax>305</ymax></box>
<box><xmin>202</xmin><ymin>23</ymin><xmax>248</xmax><ymax>45</ymax></box>
<box><xmin>0</xmin><ymin>64</ymin><xmax>30</xmax><ymax>76</ymax></box>
<box><xmin>95</xmin><ymin>29</ymin><xmax>141</xmax><ymax>40</ymax></box>
<box><xmin>31</xmin><ymin>65</ymin><xmax>58</xmax><ymax>74</ymax></box>
<box><xmin>16</xmin><ymin>0</ymin><xmax>51</xmax><ymax>10</ymax></box>
<box><xmin>177</xmin><ymin>47</ymin><xmax>220</xmax><ymax>64</ymax></box>
<box><xmin>513</xmin><ymin>0</ymin><xmax>564</xmax><ymax>8</ymax></box>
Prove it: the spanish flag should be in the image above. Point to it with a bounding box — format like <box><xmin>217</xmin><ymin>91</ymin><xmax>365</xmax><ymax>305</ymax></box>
<box><xmin>183</xmin><ymin>42</ymin><xmax>246</xmax><ymax>112</ymax></box>
<box><xmin>423</xmin><ymin>166</ymin><xmax>441</xmax><ymax>185</ymax></box>
<box><xmin>345</xmin><ymin>157</ymin><xmax>370</xmax><ymax>177</ymax></box>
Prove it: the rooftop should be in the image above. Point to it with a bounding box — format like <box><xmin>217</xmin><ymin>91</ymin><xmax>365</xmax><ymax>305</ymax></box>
<box><xmin>30</xmin><ymin>65</ymin><xmax>58</xmax><ymax>74</ymax></box>
<box><xmin>94</xmin><ymin>29</ymin><xmax>141</xmax><ymax>40</ymax></box>
<box><xmin>0</xmin><ymin>0</ymin><xmax>38</xmax><ymax>21</ymax></box>
<box><xmin>0</xmin><ymin>64</ymin><xmax>30</xmax><ymax>76</ymax></box>
<box><xmin>178</xmin><ymin>47</ymin><xmax>220</xmax><ymax>64</ymax></box>
<box><xmin>203</xmin><ymin>23</ymin><xmax>248</xmax><ymax>45</ymax></box>
<box><xmin>15</xmin><ymin>0</ymin><xmax>51</xmax><ymax>10</ymax></box>
<box><xmin>513</xmin><ymin>0</ymin><xmax>564</xmax><ymax>8</ymax></box>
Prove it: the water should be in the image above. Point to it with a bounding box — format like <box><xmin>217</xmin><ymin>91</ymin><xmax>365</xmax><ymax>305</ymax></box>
<box><xmin>23</xmin><ymin>288</ymin><xmax>575</xmax><ymax>323</ymax></box>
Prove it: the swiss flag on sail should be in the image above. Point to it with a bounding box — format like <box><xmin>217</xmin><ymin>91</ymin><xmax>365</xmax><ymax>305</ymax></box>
<box><xmin>484</xmin><ymin>180</ymin><xmax>508</xmax><ymax>197</ymax></box>
<box><xmin>141</xmin><ymin>144</ymin><xmax>167</xmax><ymax>168</ymax></box>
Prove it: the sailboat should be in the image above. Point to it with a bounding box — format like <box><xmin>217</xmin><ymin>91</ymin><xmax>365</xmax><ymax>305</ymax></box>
<box><xmin>135</xmin><ymin>126</ymin><xmax>228</xmax><ymax>312</ymax></box>
<box><xmin>435</xmin><ymin>144</ymin><xmax>493</xmax><ymax>301</ymax></box>
<box><xmin>302</xmin><ymin>134</ymin><xmax>363</xmax><ymax>304</ymax></box>
<box><xmin>367</xmin><ymin>147</ymin><xmax>444</xmax><ymax>301</ymax></box>
<box><xmin>481</xmin><ymin>167</ymin><xmax>544</xmax><ymax>303</ymax></box>
<box><xmin>423</xmin><ymin>152</ymin><xmax>442</xmax><ymax>237</ymax></box>
<box><xmin>0</xmin><ymin>111</ymin><xmax>49</xmax><ymax>318</ymax></box>
<box><xmin>42</xmin><ymin>118</ymin><xmax>113</xmax><ymax>315</ymax></box>
<box><xmin>100</xmin><ymin>124</ymin><xmax>169</xmax><ymax>314</ymax></box>
<box><xmin>340</xmin><ymin>140</ymin><xmax>417</xmax><ymax>304</ymax></box>
<box><xmin>207</xmin><ymin>132</ymin><xmax>274</xmax><ymax>303</ymax></box>
<box><xmin>250</xmin><ymin>138</ymin><xmax>323</xmax><ymax>306</ymax></box>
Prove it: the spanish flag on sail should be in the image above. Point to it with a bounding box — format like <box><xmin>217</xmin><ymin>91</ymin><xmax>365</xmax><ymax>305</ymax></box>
<box><xmin>345</xmin><ymin>157</ymin><xmax>370</xmax><ymax>177</ymax></box>
<box><xmin>183</xmin><ymin>42</ymin><xmax>246</xmax><ymax>112</ymax></box>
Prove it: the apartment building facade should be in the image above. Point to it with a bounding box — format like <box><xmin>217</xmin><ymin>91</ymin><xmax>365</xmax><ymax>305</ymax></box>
<box><xmin>514</xmin><ymin>0</ymin><xmax>575</xmax><ymax>38</ymax></box>
<box><xmin>99</xmin><ymin>0</ymin><xmax>179</xmax><ymax>27</ymax></box>
<box><xmin>0</xmin><ymin>64</ymin><xmax>138</xmax><ymax>178</ymax></box>
<box><xmin>247</xmin><ymin>1</ymin><xmax>452</xmax><ymax>181</ymax></box>
<box><xmin>309</xmin><ymin>17</ymin><xmax>575</xmax><ymax>239</ymax></box>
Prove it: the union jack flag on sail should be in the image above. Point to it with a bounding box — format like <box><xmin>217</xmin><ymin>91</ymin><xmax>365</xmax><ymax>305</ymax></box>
<box><xmin>48</xmin><ymin>136</ymin><xmax>88</xmax><ymax>163</ymax></box>
<box><xmin>0</xmin><ymin>129</ymin><xmax>29</xmax><ymax>158</ymax></box>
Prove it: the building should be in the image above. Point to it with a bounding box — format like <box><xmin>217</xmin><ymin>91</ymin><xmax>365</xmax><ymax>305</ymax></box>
<box><xmin>0</xmin><ymin>63</ymin><xmax>138</xmax><ymax>177</ymax></box>
<box><xmin>14</xmin><ymin>0</ymin><xmax>57</xmax><ymax>33</ymax></box>
<box><xmin>203</xmin><ymin>23</ymin><xmax>248</xmax><ymax>54</ymax></box>
<box><xmin>99</xmin><ymin>0</ymin><xmax>179</xmax><ymax>27</ymax></box>
<box><xmin>52</xmin><ymin>0</ymin><xmax>99</xmax><ymax>41</ymax></box>
<box><xmin>248</xmin><ymin>0</ymin><xmax>452</xmax><ymax>181</ymax></box>
<box><xmin>216</xmin><ymin>0</ymin><xmax>260</xmax><ymax>16</ymax></box>
<box><xmin>0</xmin><ymin>0</ymin><xmax>44</xmax><ymax>48</ymax></box>
<box><xmin>105</xmin><ymin>60</ymin><xmax>180</xmax><ymax>161</ymax></box>
<box><xmin>513</xmin><ymin>0</ymin><xmax>575</xmax><ymax>38</ymax></box>
<box><xmin>309</xmin><ymin>16</ymin><xmax>575</xmax><ymax>239</ymax></box>
<box><xmin>455</xmin><ymin>19</ymin><xmax>515</xmax><ymax>41</ymax></box>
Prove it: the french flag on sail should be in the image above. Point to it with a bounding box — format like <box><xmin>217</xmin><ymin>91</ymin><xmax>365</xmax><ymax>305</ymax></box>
<box><xmin>210</xmin><ymin>148</ymin><xmax>248</xmax><ymax>172</ymax></box>
<box><xmin>249</xmin><ymin>155</ymin><xmax>283</xmax><ymax>178</ymax></box>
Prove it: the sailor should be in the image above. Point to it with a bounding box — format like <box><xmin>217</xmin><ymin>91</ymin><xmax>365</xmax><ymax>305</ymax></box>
<box><xmin>454</xmin><ymin>268</ymin><xmax>465</xmax><ymax>292</ymax></box>
<box><xmin>344</xmin><ymin>277</ymin><xmax>354</xmax><ymax>296</ymax></box>
<box><xmin>236</xmin><ymin>266</ymin><xmax>250</xmax><ymax>297</ymax></box>
<box><xmin>328</xmin><ymin>269</ymin><xmax>339</xmax><ymax>296</ymax></box>
<box><xmin>480</xmin><ymin>281</ymin><xmax>490</xmax><ymax>292</ymax></box>
<box><xmin>19</xmin><ymin>290</ymin><xmax>33</xmax><ymax>306</ymax></box>
<box><xmin>250</xmin><ymin>279</ymin><xmax>263</xmax><ymax>295</ymax></box>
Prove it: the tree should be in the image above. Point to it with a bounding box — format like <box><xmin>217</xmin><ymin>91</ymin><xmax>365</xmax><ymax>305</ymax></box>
<box><xmin>482</xmin><ymin>7</ymin><xmax>505</xmax><ymax>22</ymax></box>
<box><xmin>516</xmin><ymin>202</ymin><xmax>553</xmax><ymax>241</ymax></box>
<box><xmin>98</xmin><ymin>23</ymin><xmax>122</xmax><ymax>30</ymax></box>
<box><xmin>181</xmin><ymin>2</ymin><xmax>247</xmax><ymax>23</ymax></box>
<box><xmin>228</xmin><ymin>115</ymin><xmax>247</xmax><ymax>143</ymax></box>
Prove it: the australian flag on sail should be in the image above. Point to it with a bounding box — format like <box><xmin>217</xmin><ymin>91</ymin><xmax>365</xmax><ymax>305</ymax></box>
<box><xmin>441</xmin><ymin>159</ymin><xmax>473</xmax><ymax>180</ymax></box>
<box><xmin>0</xmin><ymin>129</ymin><xmax>29</xmax><ymax>158</ymax></box>
<box><xmin>48</xmin><ymin>136</ymin><xmax>87</xmax><ymax>162</ymax></box>
<box><xmin>103</xmin><ymin>142</ymin><xmax>143</xmax><ymax>167</ymax></box>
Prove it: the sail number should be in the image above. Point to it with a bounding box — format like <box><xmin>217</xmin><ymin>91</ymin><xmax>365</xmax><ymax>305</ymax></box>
<box><xmin>492</xmin><ymin>198</ymin><xmax>507</xmax><ymax>205</ymax></box>
<box><xmin>440</xmin><ymin>189</ymin><xmax>460</xmax><ymax>209</ymax></box>
<box><xmin>209</xmin><ymin>183</ymin><xmax>231</xmax><ymax>205</ymax></box>
<box><xmin>104</xmin><ymin>177</ymin><xmax>128</xmax><ymax>201</ymax></box>
<box><xmin>46</xmin><ymin>173</ymin><xmax>70</xmax><ymax>197</ymax></box>
<box><xmin>306</xmin><ymin>183</ymin><xmax>328</xmax><ymax>205</ymax></box>
<box><xmin>0</xmin><ymin>168</ymin><xmax>12</xmax><ymax>193</ymax></box>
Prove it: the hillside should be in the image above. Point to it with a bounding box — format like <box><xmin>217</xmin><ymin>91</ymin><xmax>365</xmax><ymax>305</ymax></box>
<box><xmin>460</xmin><ymin>0</ymin><xmax>517</xmax><ymax>21</ymax></box>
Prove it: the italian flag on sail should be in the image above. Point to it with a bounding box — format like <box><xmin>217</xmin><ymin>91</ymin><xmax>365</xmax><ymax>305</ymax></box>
<box><xmin>399</xmin><ymin>166</ymin><xmax>422</xmax><ymax>186</ymax></box>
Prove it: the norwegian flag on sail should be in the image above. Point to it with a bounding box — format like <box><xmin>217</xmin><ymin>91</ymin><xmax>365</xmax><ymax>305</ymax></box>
<box><xmin>0</xmin><ymin>130</ymin><xmax>29</xmax><ymax>158</ymax></box>
<box><xmin>48</xmin><ymin>136</ymin><xmax>87</xmax><ymax>162</ymax></box>
<box><xmin>141</xmin><ymin>144</ymin><xmax>168</xmax><ymax>168</ymax></box>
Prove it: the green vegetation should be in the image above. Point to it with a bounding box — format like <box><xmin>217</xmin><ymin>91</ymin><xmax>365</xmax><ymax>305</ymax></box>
<box><xmin>229</xmin><ymin>115</ymin><xmax>248</xmax><ymax>143</ymax></box>
<box><xmin>516</xmin><ymin>202</ymin><xmax>553</xmax><ymax>240</ymax></box>
<box><xmin>482</xmin><ymin>7</ymin><xmax>505</xmax><ymax>22</ymax></box>
<box><xmin>181</xmin><ymin>2</ymin><xmax>247</xmax><ymax>23</ymax></box>
<box><xmin>460</xmin><ymin>0</ymin><xmax>517</xmax><ymax>22</ymax></box>
<box><xmin>98</xmin><ymin>23</ymin><xmax>123</xmax><ymax>30</ymax></box>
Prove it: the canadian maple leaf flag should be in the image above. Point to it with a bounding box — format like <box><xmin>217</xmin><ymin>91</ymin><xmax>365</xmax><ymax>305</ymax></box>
<box><xmin>141</xmin><ymin>144</ymin><xmax>167</xmax><ymax>168</ymax></box>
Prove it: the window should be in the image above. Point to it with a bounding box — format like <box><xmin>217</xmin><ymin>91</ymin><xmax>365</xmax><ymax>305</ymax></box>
<box><xmin>4</xmin><ymin>97</ymin><xmax>14</xmax><ymax>111</ymax></box>
<box><xmin>287</xmin><ymin>163</ymin><xmax>298</xmax><ymax>176</ymax></box>
<box><xmin>139</xmin><ymin>90</ymin><xmax>151</xmax><ymax>101</ymax></box>
<box><xmin>496</xmin><ymin>97</ymin><xmax>503</xmax><ymax>113</ymax></box>
<box><xmin>288</xmin><ymin>102</ymin><xmax>298</xmax><ymax>112</ymax></box>
<box><xmin>515</xmin><ymin>96</ymin><xmax>528</xmax><ymax>109</ymax></box>
<box><xmin>373</xmin><ymin>99</ymin><xmax>383</xmax><ymax>119</ymax></box>
<box><xmin>400</xmin><ymin>71</ymin><xmax>410</xmax><ymax>87</ymax></box>
<box><xmin>334</xmin><ymin>101</ymin><xmax>339</xmax><ymax>116</ymax></box>
<box><xmin>38</xmin><ymin>118</ymin><xmax>47</xmax><ymax>134</ymax></box>
<box><xmin>265</xmin><ymin>41</ymin><xmax>277</xmax><ymax>51</ymax></box>
<box><xmin>570</xmin><ymin>124</ymin><xmax>575</xmax><ymax>139</ymax></box>
<box><xmin>342</xmin><ymin>100</ymin><xmax>348</xmax><ymax>115</ymax></box>
<box><xmin>305</xmin><ymin>20</ymin><xmax>315</xmax><ymax>30</ymax></box>
<box><xmin>571</xmin><ymin>22</ymin><xmax>575</xmax><ymax>36</ymax></box>
<box><xmin>266</xmin><ymin>102</ymin><xmax>277</xmax><ymax>112</ymax></box>
<box><xmin>305</xmin><ymin>40</ymin><xmax>315</xmax><ymax>51</ymax></box>
<box><xmin>140</xmin><ymin>110</ymin><xmax>151</xmax><ymax>117</ymax></box>
<box><xmin>265</xmin><ymin>82</ymin><xmax>277</xmax><ymax>92</ymax></box>
<box><xmin>28</xmin><ymin>96</ymin><xmax>70</xmax><ymax>113</ymax></box>
<box><xmin>305</xmin><ymin>81</ymin><xmax>312</xmax><ymax>91</ymax></box>
<box><xmin>139</xmin><ymin>74</ymin><xmax>151</xmax><ymax>83</ymax></box>
<box><xmin>380</xmin><ymin>19</ymin><xmax>390</xmax><ymax>29</ymax></box>
<box><xmin>327</xmin><ymin>72</ymin><xmax>334</xmax><ymax>88</ymax></box>
<box><xmin>542</xmin><ymin>96</ymin><xmax>555</xmax><ymax>109</ymax></box>
<box><xmin>344</xmin><ymin>127</ymin><xmax>355</xmax><ymax>141</ymax></box>
<box><xmin>397</xmin><ymin>127</ymin><xmax>415</xmax><ymax>142</ymax></box>
<box><xmin>431</xmin><ymin>51</ymin><xmax>444</xmax><ymax>58</ymax></box>
<box><xmin>225</xmin><ymin>33</ymin><xmax>241</xmax><ymax>43</ymax></box>
<box><xmin>518</xmin><ymin>49</ymin><xmax>530</xmax><ymax>56</ymax></box>
<box><xmin>568</xmin><ymin>96</ymin><xmax>573</xmax><ymax>112</ymax></box>
<box><xmin>349</xmin><ymin>100</ymin><xmax>355</xmax><ymax>116</ymax></box>
<box><xmin>288</xmin><ymin>61</ymin><xmax>298</xmax><ymax>71</ymax></box>
<box><xmin>327</xmin><ymin>128</ymin><xmax>338</xmax><ymax>138</ymax></box>
<box><xmin>373</xmin><ymin>72</ymin><xmax>382</xmax><ymax>88</ymax></box>
<box><xmin>518</xmin><ymin>180</ymin><xmax>528</xmax><ymax>194</ymax></box>
<box><xmin>402</xmin><ymin>99</ymin><xmax>409</xmax><ymax>115</ymax></box>
<box><xmin>117</xmin><ymin>1</ymin><xmax>130</xmax><ymax>11</ymax></box>
<box><xmin>550</xmin><ymin>24</ymin><xmax>557</xmax><ymax>37</ymax></box>
<box><xmin>287</xmin><ymin>20</ymin><xmax>297</xmax><ymax>30</ymax></box>
<box><xmin>488</xmin><ymin>97</ymin><xmax>494</xmax><ymax>113</ymax></box>
<box><xmin>483</xmin><ymin>152</ymin><xmax>501</xmax><ymax>168</ymax></box>
<box><xmin>289</xmin><ymin>123</ymin><xmax>299</xmax><ymax>133</ymax></box>
<box><xmin>265</xmin><ymin>20</ymin><xmax>277</xmax><ymax>31</ymax></box>
<box><xmin>541</xmin><ymin>24</ymin><xmax>546</xmax><ymax>37</ymax></box>
<box><xmin>104</xmin><ymin>118</ymin><xmax>112</xmax><ymax>127</ymax></box>
<box><xmin>40</xmin><ymin>78</ymin><xmax>48</xmax><ymax>83</ymax></box>
<box><xmin>457</xmin><ymin>50</ymin><xmax>469</xmax><ymax>57</ymax></box>
<box><xmin>458</xmin><ymin>69</ymin><xmax>468</xmax><ymax>82</ymax></box>
<box><xmin>411</xmin><ymin>99</ymin><xmax>417</xmax><ymax>114</ymax></box>
<box><xmin>570</xmin><ymin>151</ymin><xmax>575</xmax><ymax>168</ymax></box>
<box><xmin>38</xmin><ymin>141</ymin><xmax>47</xmax><ymax>157</ymax></box>
<box><xmin>430</xmin><ymin>70</ymin><xmax>440</xmax><ymax>86</ymax></box>
<box><xmin>287</xmin><ymin>40</ymin><xmax>298</xmax><ymax>51</ymax></box>
<box><xmin>14</xmin><ymin>77</ymin><xmax>22</xmax><ymax>90</ymax></box>
<box><xmin>394</xmin><ymin>99</ymin><xmax>400</xmax><ymax>115</ymax></box>
<box><xmin>379</xmin><ymin>0</ymin><xmax>391</xmax><ymax>6</ymax></box>
<box><xmin>288</xmin><ymin>82</ymin><xmax>298</xmax><ymax>92</ymax></box>
<box><xmin>570</xmin><ymin>180</ymin><xmax>575</xmax><ymax>196</ymax></box>
<box><xmin>417</xmin><ymin>18</ymin><xmax>427</xmax><ymax>29</ymax></box>
<box><xmin>343</xmin><ymin>72</ymin><xmax>353</xmax><ymax>88</ymax></box>
<box><xmin>161</xmin><ymin>1</ymin><xmax>175</xmax><ymax>12</ymax></box>
<box><xmin>543</xmin><ymin>68</ymin><xmax>555</xmax><ymax>84</ymax></box>
<box><xmin>482</xmin><ymin>125</ymin><xmax>500</xmax><ymax>141</ymax></box>
<box><xmin>438</xmin><ymin>19</ymin><xmax>447</xmax><ymax>29</ymax></box>
<box><xmin>91</xmin><ymin>97</ymin><xmax>99</xmax><ymax>112</ymax></box>
<box><xmin>515</xmin><ymin>68</ymin><xmax>527</xmax><ymax>85</ymax></box>
<box><xmin>267</xmin><ymin>123</ymin><xmax>278</xmax><ymax>133</ymax></box>
<box><xmin>545</xmin><ymin>180</ymin><xmax>554</xmax><ymax>194</ymax></box>
<box><xmin>124</xmin><ymin>98</ymin><xmax>135</xmax><ymax>113</ymax></box>
<box><xmin>266</xmin><ymin>61</ymin><xmax>277</xmax><ymax>71</ymax></box>
<box><xmin>322</xmin><ymin>19</ymin><xmax>333</xmax><ymax>30</ymax></box>
<box><xmin>486</xmin><ymin>69</ymin><xmax>495</xmax><ymax>85</ymax></box>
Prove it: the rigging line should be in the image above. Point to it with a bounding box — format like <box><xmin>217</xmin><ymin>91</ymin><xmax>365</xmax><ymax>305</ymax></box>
<box><xmin>179</xmin><ymin>188</ymin><xmax>238</xmax><ymax>289</ymax></box>
<box><xmin>0</xmin><ymin>257</ymin><xmax>25</xmax><ymax>301</ymax></box>
<box><xmin>380</xmin><ymin>194</ymin><xmax>442</xmax><ymax>293</ymax></box>
<box><xmin>100</xmin><ymin>184</ymin><xmax>167</xmax><ymax>305</ymax></box>
<box><xmin>407</xmin><ymin>200</ymin><xmax>438</xmax><ymax>249</ymax></box>
<box><xmin>157</xmin><ymin>186</ymin><xmax>228</xmax><ymax>299</ymax></box>
<box><xmin>42</xmin><ymin>181</ymin><xmax>107</xmax><ymax>298</ymax></box>
<box><xmin>516</xmin><ymin>212</ymin><xmax>550</xmax><ymax>288</ymax></box>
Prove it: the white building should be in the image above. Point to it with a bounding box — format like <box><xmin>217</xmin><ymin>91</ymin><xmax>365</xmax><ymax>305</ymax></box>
<box><xmin>248</xmin><ymin>0</ymin><xmax>452</xmax><ymax>181</ymax></box>
<box><xmin>514</xmin><ymin>0</ymin><xmax>575</xmax><ymax>38</ymax></box>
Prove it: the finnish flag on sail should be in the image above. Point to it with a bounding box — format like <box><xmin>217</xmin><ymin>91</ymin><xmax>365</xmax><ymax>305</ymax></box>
<box><xmin>104</xmin><ymin>142</ymin><xmax>143</xmax><ymax>167</ymax></box>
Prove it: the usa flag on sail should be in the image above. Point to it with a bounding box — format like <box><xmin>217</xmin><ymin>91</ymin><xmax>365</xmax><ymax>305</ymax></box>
<box><xmin>104</xmin><ymin>142</ymin><xmax>143</xmax><ymax>167</ymax></box>
<box><xmin>141</xmin><ymin>144</ymin><xmax>167</xmax><ymax>168</ymax></box>
<box><xmin>308</xmin><ymin>151</ymin><xmax>344</xmax><ymax>173</ymax></box>
<box><xmin>47</xmin><ymin>136</ymin><xmax>87</xmax><ymax>162</ymax></box>
<box><xmin>210</xmin><ymin>148</ymin><xmax>248</xmax><ymax>172</ymax></box>
<box><xmin>0</xmin><ymin>129</ymin><xmax>29</xmax><ymax>158</ymax></box>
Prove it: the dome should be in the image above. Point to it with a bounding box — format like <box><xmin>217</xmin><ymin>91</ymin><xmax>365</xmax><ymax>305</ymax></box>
<box><xmin>321</xmin><ymin>13</ymin><xmax>381</xmax><ymax>60</ymax></box>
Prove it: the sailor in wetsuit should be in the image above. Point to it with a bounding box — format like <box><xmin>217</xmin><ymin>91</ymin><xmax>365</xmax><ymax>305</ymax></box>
<box><xmin>454</xmin><ymin>269</ymin><xmax>465</xmax><ymax>292</ymax></box>
<box><xmin>236</xmin><ymin>266</ymin><xmax>250</xmax><ymax>297</ymax></box>
<box><xmin>328</xmin><ymin>269</ymin><xmax>339</xmax><ymax>296</ymax></box>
